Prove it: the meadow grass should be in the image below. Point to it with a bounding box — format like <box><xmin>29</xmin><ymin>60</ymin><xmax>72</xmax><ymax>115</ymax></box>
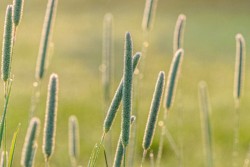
<box><xmin>0</xmin><ymin>0</ymin><xmax>249</xmax><ymax>167</ymax></box>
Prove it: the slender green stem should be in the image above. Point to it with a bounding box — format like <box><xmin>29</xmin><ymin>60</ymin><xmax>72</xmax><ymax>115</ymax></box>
<box><xmin>165</xmin><ymin>128</ymin><xmax>180</xmax><ymax>160</ymax></box>
<box><xmin>243</xmin><ymin>144</ymin><xmax>250</xmax><ymax>167</ymax></box>
<box><xmin>45</xmin><ymin>160</ymin><xmax>49</xmax><ymax>167</ymax></box>
<box><xmin>156</xmin><ymin>108</ymin><xmax>168</xmax><ymax>167</ymax></box>
<box><xmin>140</xmin><ymin>150</ymin><xmax>147</xmax><ymax>167</ymax></box>
<box><xmin>150</xmin><ymin>151</ymin><xmax>155</xmax><ymax>167</ymax></box>
<box><xmin>123</xmin><ymin>147</ymin><xmax>126</xmax><ymax>167</ymax></box>
<box><xmin>29</xmin><ymin>81</ymin><xmax>42</xmax><ymax>120</ymax></box>
<box><xmin>233</xmin><ymin>100</ymin><xmax>240</xmax><ymax>167</ymax></box>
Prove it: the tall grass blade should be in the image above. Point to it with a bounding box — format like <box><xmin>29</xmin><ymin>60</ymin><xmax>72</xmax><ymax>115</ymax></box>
<box><xmin>8</xmin><ymin>124</ymin><xmax>20</xmax><ymax>167</ymax></box>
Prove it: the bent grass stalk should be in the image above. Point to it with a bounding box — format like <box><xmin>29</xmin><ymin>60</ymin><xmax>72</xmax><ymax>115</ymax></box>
<box><xmin>156</xmin><ymin>49</ymin><xmax>184</xmax><ymax>167</ymax></box>
<box><xmin>173</xmin><ymin>14</ymin><xmax>186</xmax><ymax>54</ymax></box>
<box><xmin>198</xmin><ymin>81</ymin><xmax>213</xmax><ymax>167</ymax></box>
<box><xmin>69</xmin><ymin>116</ymin><xmax>80</xmax><ymax>167</ymax></box>
<box><xmin>21</xmin><ymin>118</ymin><xmax>40</xmax><ymax>167</ymax></box>
<box><xmin>141</xmin><ymin>72</ymin><xmax>165</xmax><ymax>167</ymax></box>
<box><xmin>233</xmin><ymin>33</ymin><xmax>245</xmax><ymax>167</ymax></box>
<box><xmin>42</xmin><ymin>74</ymin><xmax>59</xmax><ymax>164</ymax></box>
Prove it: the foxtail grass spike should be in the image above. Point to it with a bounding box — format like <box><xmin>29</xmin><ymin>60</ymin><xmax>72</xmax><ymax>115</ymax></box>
<box><xmin>142</xmin><ymin>0</ymin><xmax>158</xmax><ymax>31</ymax></box>
<box><xmin>173</xmin><ymin>14</ymin><xmax>186</xmax><ymax>53</ymax></box>
<box><xmin>121</xmin><ymin>32</ymin><xmax>133</xmax><ymax>147</ymax></box>
<box><xmin>0</xmin><ymin>152</ymin><xmax>8</xmax><ymax>167</ymax></box>
<box><xmin>43</xmin><ymin>73</ymin><xmax>59</xmax><ymax>161</ymax></box>
<box><xmin>234</xmin><ymin>33</ymin><xmax>245</xmax><ymax>102</ymax></box>
<box><xmin>103</xmin><ymin>52</ymin><xmax>141</xmax><ymax>133</ymax></box>
<box><xmin>69</xmin><ymin>115</ymin><xmax>80</xmax><ymax>164</ymax></box>
<box><xmin>102</xmin><ymin>13</ymin><xmax>114</xmax><ymax>102</ymax></box>
<box><xmin>143</xmin><ymin>72</ymin><xmax>165</xmax><ymax>150</ymax></box>
<box><xmin>35</xmin><ymin>0</ymin><xmax>58</xmax><ymax>81</ymax></box>
<box><xmin>113</xmin><ymin>116</ymin><xmax>136</xmax><ymax>167</ymax></box>
<box><xmin>164</xmin><ymin>49</ymin><xmax>184</xmax><ymax>110</ymax></box>
<box><xmin>198</xmin><ymin>81</ymin><xmax>213</xmax><ymax>167</ymax></box>
<box><xmin>1</xmin><ymin>5</ymin><xmax>14</xmax><ymax>82</ymax></box>
<box><xmin>21</xmin><ymin>118</ymin><xmax>40</xmax><ymax>167</ymax></box>
<box><xmin>13</xmin><ymin>0</ymin><xmax>24</xmax><ymax>27</ymax></box>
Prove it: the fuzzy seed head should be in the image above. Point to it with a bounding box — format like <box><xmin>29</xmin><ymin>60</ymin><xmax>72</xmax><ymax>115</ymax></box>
<box><xmin>121</xmin><ymin>32</ymin><xmax>133</xmax><ymax>147</ymax></box>
<box><xmin>13</xmin><ymin>0</ymin><xmax>24</xmax><ymax>27</ymax></box>
<box><xmin>142</xmin><ymin>0</ymin><xmax>158</xmax><ymax>31</ymax></box>
<box><xmin>173</xmin><ymin>14</ymin><xmax>186</xmax><ymax>53</ymax></box>
<box><xmin>1</xmin><ymin>5</ymin><xmax>14</xmax><ymax>82</ymax></box>
<box><xmin>234</xmin><ymin>33</ymin><xmax>245</xmax><ymax>102</ymax></box>
<box><xmin>69</xmin><ymin>115</ymin><xmax>80</xmax><ymax>161</ymax></box>
<box><xmin>143</xmin><ymin>71</ymin><xmax>165</xmax><ymax>150</ymax></box>
<box><xmin>43</xmin><ymin>73</ymin><xmax>59</xmax><ymax>161</ymax></box>
<box><xmin>164</xmin><ymin>49</ymin><xmax>184</xmax><ymax>110</ymax></box>
<box><xmin>21</xmin><ymin>118</ymin><xmax>40</xmax><ymax>167</ymax></box>
<box><xmin>103</xmin><ymin>52</ymin><xmax>141</xmax><ymax>133</ymax></box>
<box><xmin>35</xmin><ymin>0</ymin><xmax>58</xmax><ymax>81</ymax></box>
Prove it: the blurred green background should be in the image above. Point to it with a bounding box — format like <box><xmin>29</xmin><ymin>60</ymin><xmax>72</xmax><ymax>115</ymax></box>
<box><xmin>0</xmin><ymin>0</ymin><xmax>250</xmax><ymax>166</ymax></box>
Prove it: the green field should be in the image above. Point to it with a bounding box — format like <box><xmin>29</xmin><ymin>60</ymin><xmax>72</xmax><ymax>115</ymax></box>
<box><xmin>0</xmin><ymin>0</ymin><xmax>250</xmax><ymax>166</ymax></box>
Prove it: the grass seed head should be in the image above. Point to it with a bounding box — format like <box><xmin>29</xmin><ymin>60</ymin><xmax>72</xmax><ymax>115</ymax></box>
<box><xmin>103</xmin><ymin>52</ymin><xmax>141</xmax><ymax>133</ymax></box>
<box><xmin>234</xmin><ymin>33</ymin><xmax>245</xmax><ymax>102</ymax></box>
<box><xmin>121</xmin><ymin>32</ymin><xmax>133</xmax><ymax>147</ymax></box>
<box><xmin>142</xmin><ymin>0</ymin><xmax>158</xmax><ymax>31</ymax></box>
<box><xmin>143</xmin><ymin>71</ymin><xmax>165</xmax><ymax>150</ymax></box>
<box><xmin>13</xmin><ymin>0</ymin><xmax>24</xmax><ymax>27</ymax></box>
<box><xmin>1</xmin><ymin>5</ymin><xmax>14</xmax><ymax>82</ymax></box>
<box><xmin>164</xmin><ymin>49</ymin><xmax>184</xmax><ymax>110</ymax></box>
<box><xmin>35</xmin><ymin>0</ymin><xmax>58</xmax><ymax>81</ymax></box>
<box><xmin>43</xmin><ymin>73</ymin><xmax>59</xmax><ymax>161</ymax></box>
<box><xmin>173</xmin><ymin>14</ymin><xmax>186</xmax><ymax>53</ymax></box>
<box><xmin>69</xmin><ymin>115</ymin><xmax>80</xmax><ymax>161</ymax></box>
<box><xmin>21</xmin><ymin>117</ymin><xmax>40</xmax><ymax>167</ymax></box>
